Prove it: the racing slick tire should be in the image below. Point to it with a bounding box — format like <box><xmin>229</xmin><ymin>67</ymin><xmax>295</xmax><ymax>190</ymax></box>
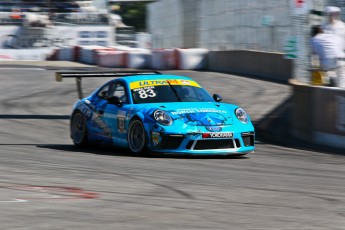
<box><xmin>71</xmin><ymin>111</ymin><xmax>89</xmax><ymax>148</ymax></box>
<box><xmin>128</xmin><ymin>118</ymin><xmax>146</xmax><ymax>154</ymax></box>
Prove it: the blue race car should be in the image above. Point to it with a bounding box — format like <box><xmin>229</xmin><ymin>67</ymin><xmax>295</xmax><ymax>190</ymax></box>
<box><xmin>60</xmin><ymin>71</ymin><xmax>255</xmax><ymax>156</ymax></box>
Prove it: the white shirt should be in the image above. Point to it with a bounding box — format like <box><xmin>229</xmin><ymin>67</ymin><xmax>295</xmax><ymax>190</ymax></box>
<box><xmin>323</xmin><ymin>20</ymin><xmax>345</xmax><ymax>47</ymax></box>
<box><xmin>312</xmin><ymin>33</ymin><xmax>345</xmax><ymax>70</ymax></box>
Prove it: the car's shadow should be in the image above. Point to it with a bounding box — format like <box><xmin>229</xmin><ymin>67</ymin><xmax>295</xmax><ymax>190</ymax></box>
<box><xmin>36</xmin><ymin>144</ymin><xmax>249</xmax><ymax>160</ymax></box>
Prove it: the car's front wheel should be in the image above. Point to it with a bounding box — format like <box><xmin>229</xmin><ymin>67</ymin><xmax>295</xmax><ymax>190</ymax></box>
<box><xmin>71</xmin><ymin>111</ymin><xmax>88</xmax><ymax>148</ymax></box>
<box><xmin>128</xmin><ymin>118</ymin><xmax>146</xmax><ymax>154</ymax></box>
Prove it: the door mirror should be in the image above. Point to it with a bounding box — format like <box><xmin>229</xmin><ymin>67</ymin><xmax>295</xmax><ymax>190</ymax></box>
<box><xmin>108</xmin><ymin>96</ymin><xmax>123</xmax><ymax>107</ymax></box>
<box><xmin>213</xmin><ymin>94</ymin><xmax>222</xmax><ymax>102</ymax></box>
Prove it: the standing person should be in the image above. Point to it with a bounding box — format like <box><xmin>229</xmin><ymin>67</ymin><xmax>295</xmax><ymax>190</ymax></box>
<box><xmin>311</xmin><ymin>25</ymin><xmax>345</xmax><ymax>88</ymax></box>
<box><xmin>323</xmin><ymin>6</ymin><xmax>345</xmax><ymax>88</ymax></box>
<box><xmin>323</xmin><ymin>6</ymin><xmax>345</xmax><ymax>46</ymax></box>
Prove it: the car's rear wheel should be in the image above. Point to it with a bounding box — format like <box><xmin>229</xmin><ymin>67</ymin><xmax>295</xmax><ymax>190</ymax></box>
<box><xmin>128</xmin><ymin>118</ymin><xmax>146</xmax><ymax>154</ymax></box>
<box><xmin>71</xmin><ymin>111</ymin><xmax>88</xmax><ymax>148</ymax></box>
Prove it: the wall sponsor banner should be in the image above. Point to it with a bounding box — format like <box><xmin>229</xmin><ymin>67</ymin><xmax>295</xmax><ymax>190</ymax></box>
<box><xmin>0</xmin><ymin>25</ymin><xmax>114</xmax><ymax>49</ymax></box>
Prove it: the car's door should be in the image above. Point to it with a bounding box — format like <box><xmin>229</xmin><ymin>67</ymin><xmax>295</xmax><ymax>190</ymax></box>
<box><xmin>102</xmin><ymin>81</ymin><xmax>131</xmax><ymax>147</ymax></box>
<box><xmin>88</xmin><ymin>82</ymin><xmax>114</xmax><ymax>142</ymax></box>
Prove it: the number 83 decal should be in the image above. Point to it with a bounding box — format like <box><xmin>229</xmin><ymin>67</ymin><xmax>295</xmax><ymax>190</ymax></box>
<box><xmin>137</xmin><ymin>88</ymin><xmax>156</xmax><ymax>99</ymax></box>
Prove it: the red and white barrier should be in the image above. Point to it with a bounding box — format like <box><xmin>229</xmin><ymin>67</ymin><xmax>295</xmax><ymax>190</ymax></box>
<box><xmin>150</xmin><ymin>48</ymin><xmax>209</xmax><ymax>70</ymax></box>
<box><xmin>97</xmin><ymin>50</ymin><xmax>127</xmax><ymax>68</ymax></box>
<box><xmin>78</xmin><ymin>46</ymin><xmax>114</xmax><ymax>64</ymax></box>
<box><xmin>108</xmin><ymin>45</ymin><xmax>135</xmax><ymax>52</ymax></box>
<box><xmin>151</xmin><ymin>49</ymin><xmax>177</xmax><ymax>70</ymax></box>
<box><xmin>176</xmin><ymin>48</ymin><xmax>209</xmax><ymax>70</ymax></box>
<box><xmin>97</xmin><ymin>48</ymin><xmax>152</xmax><ymax>69</ymax></box>
<box><xmin>127</xmin><ymin>49</ymin><xmax>151</xmax><ymax>69</ymax></box>
<box><xmin>48</xmin><ymin>45</ymin><xmax>209</xmax><ymax>70</ymax></box>
<box><xmin>56</xmin><ymin>46</ymin><xmax>80</xmax><ymax>61</ymax></box>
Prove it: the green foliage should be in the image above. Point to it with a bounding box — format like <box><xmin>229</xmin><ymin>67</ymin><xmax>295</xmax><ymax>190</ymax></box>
<box><xmin>110</xmin><ymin>2</ymin><xmax>150</xmax><ymax>32</ymax></box>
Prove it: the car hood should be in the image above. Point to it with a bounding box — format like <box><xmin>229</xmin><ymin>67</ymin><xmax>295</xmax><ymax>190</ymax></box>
<box><xmin>144</xmin><ymin>102</ymin><xmax>235</xmax><ymax>126</ymax></box>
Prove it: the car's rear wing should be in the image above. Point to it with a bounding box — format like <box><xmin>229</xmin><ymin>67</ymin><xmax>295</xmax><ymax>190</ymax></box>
<box><xmin>55</xmin><ymin>70</ymin><xmax>161</xmax><ymax>99</ymax></box>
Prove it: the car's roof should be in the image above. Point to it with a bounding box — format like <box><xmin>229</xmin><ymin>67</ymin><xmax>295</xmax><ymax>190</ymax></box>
<box><xmin>122</xmin><ymin>74</ymin><xmax>194</xmax><ymax>83</ymax></box>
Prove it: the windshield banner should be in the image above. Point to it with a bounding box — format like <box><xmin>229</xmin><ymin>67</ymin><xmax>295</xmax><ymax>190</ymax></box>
<box><xmin>130</xmin><ymin>79</ymin><xmax>201</xmax><ymax>89</ymax></box>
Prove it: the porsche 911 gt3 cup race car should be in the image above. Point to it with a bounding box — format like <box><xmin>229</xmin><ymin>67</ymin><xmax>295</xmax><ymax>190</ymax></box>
<box><xmin>57</xmin><ymin>71</ymin><xmax>255</xmax><ymax>156</ymax></box>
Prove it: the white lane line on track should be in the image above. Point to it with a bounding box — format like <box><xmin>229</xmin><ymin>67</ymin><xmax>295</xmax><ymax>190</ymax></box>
<box><xmin>0</xmin><ymin>199</ymin><xmax>27</xmax><ymax>203</ymax></box>
<box><xmin>0</xmin><ymin>68</ymin><xmax>45</xmax><ymax>70</ymax></box>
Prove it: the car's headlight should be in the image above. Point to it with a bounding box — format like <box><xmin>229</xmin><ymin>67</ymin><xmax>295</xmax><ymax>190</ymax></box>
<box><xmin>153</xmin><ymin>110</ymin><xmax>173</xmax><ymax>126</ymax></box>
<box><xmin>235</xmin><ymin>108</ymin><xmax>248</xmax><ymax>123</ymax></box>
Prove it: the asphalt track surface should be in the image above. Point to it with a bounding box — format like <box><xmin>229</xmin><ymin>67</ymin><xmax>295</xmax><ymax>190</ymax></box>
<box><xmin>0</xmin><ymin>62</ymin><xmax>344</xmax><ymax>230</ymax></box>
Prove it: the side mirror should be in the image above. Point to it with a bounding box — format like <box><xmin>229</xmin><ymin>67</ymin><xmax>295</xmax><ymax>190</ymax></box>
<box><xmin>108</xmin><ymin>96</ymin><xmax>123</xmax><ymax>107</ymax></box>
<box><xmin>213</xmin><ymin>94</ymin><xmax>222</xmax><ymax>102</ymax></box>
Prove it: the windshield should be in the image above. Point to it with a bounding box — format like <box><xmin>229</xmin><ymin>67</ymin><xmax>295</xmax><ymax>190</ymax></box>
<box><xmin>130</xmin><ymin>81</ymin><xmax>214</xmax><ymax>104</ymax></box>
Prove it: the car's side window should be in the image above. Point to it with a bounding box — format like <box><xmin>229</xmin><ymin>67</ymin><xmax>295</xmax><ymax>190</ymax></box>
<box><xmin>97</xmin><ymin>83</ymin><xmax>111</xmax><ymax>99</ymax></box>
<box><xmin>109</xmin><ymin>82</ymin><xmax>128</xmax><ymax>104</ymax></box>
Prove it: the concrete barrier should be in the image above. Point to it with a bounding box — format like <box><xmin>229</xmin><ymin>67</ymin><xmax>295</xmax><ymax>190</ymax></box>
<box><xmin>290</xmin><ymin>79</ymin><xmax>345</xmax><ymax>149</ymax></box>
<box><xmin>208</xmin><ymin>50</ymin><xmax>293</xmax><ymax>83</ymax></box>
<box><xmin>176</xmin><ymin>48</ymin><xmax>208</xmax><ymax>70</ymax></box>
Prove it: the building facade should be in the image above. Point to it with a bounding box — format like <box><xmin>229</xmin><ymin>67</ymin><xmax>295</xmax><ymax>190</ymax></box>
<box><xmin>148</xmin><ymin>0</ymin><xmax>330</xmax><ymax>53</ymax></box>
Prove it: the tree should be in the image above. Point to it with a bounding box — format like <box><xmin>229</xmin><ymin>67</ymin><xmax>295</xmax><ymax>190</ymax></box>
<box><xmin>110</xmin><ymin>2</ymin><xmax>150</xmax><ymax>32</ymax></box>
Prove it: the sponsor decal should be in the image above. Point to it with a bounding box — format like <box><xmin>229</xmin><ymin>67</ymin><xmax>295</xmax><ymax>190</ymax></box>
<box><xmin>92</xmin><ymin>113</ymin><xmax>111</xmax><ymax>137</ymax></box>
<box><xmin>133</xmin><ymin>86</ymin><xmax>157</xmax><ymax>99</ymax></box>
<box><xmin>202</xmin><ymin>132</ymin><xmax>233</xmax><ymax>138</ymax></box>
<box><xmin>171</xmin><ymin>108</ymin><xmax>228</xmax><ymax>115</ymax></box>
<box><xmin>117</xmin><ymin>111</ymin><xmax>127</xmax><ymax>133</ymax></box>
<box><xmin>118</xmin><ymin>117</ymin><xmax>126</xmax><ymax>132</ymax></box>
<box><xmin>78</xmin><ymin>103</ymin><xmax>92</xmax><ymax>118</ymax></box>
<box><xmin>151</xmin><ymin>131</ymin><xmax>160</xmax><ymax>146</ymax></box>
<box><xmin>130</xmin><ymin>79</ymin><xmax>200</xmax><ymax>89</ymax></box>
<box><xmin>176</xmin><ymin>109</ymin><xmax>229</xmax><ymax>126</ymax></box>
<box><xmin>206</xmin><ymin>126</ymin><xmax>222</xmax><ymax>132</ymax></box>
<box><xmin>181</xmin><ymin>80</ymin><xmax>191</xmax><ymax>85</ymax></box>
<box><xmin>127</xmin><ymin>108</ymin><xmax>135</xmax><ymax>119</ymax></box>
<box><xmin>80</xmin><ymin>102</ymin><xmax>110</xmax><ymax>137</ymax></box>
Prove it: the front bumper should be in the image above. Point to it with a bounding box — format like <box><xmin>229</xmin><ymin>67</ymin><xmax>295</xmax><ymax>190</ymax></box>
<box><xmin>149</xmin><ymin>130</ymin><xmax>255</xmax><ymax>155</ymax></box>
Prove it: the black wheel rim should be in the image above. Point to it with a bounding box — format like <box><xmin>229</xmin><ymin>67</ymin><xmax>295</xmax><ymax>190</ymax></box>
<box><xmin>72</xmin><ymin>113</ymin><xmax>85</xmax><ymax>145</ymax></box>
<box><xmin>129</xmin><ymin>120</ymin><xmax>145</xmax><ymax>153</ymax></box>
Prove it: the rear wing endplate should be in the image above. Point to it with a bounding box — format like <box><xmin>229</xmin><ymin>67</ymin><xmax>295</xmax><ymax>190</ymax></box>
<box><xmin>55</xmin><ymin>70</ymin><xmax>161</xmax><ymax>99</ymax></box>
